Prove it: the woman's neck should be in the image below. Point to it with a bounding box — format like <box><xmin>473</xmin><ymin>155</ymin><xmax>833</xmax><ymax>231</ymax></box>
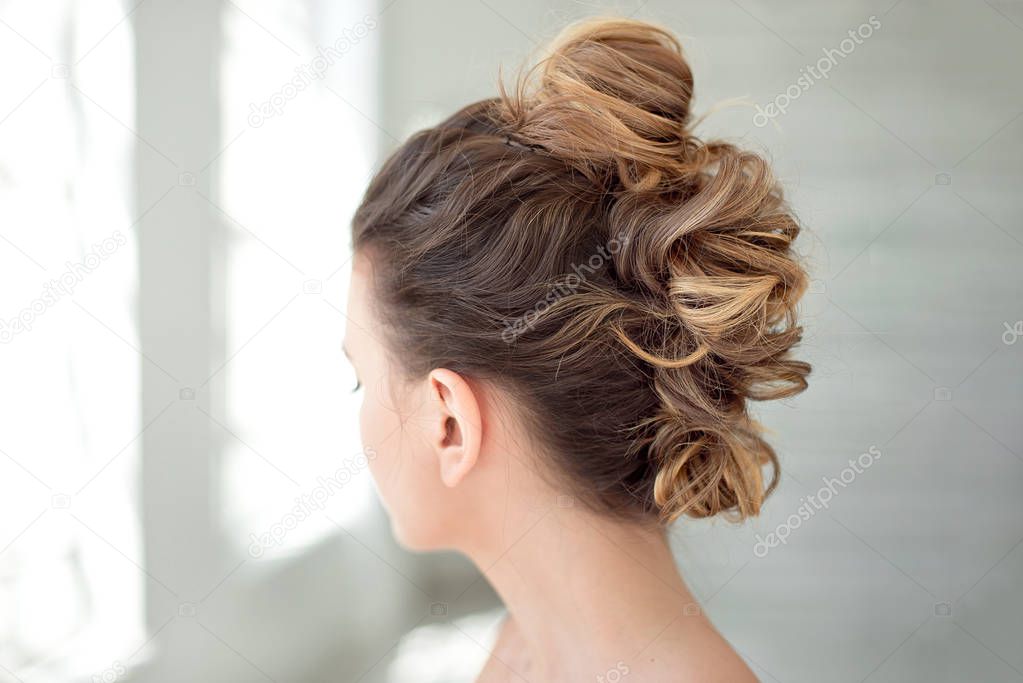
<box><xmin>466</xmin><ymin>502</ymin><xmax>719</xmax><ymax>681</ymax></box>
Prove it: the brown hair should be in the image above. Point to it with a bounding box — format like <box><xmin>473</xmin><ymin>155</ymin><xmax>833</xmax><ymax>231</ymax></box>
<box><xmin>352</xmin><ymin>17</ymin><xmax>810</xmax><ymax>524</ymax></box>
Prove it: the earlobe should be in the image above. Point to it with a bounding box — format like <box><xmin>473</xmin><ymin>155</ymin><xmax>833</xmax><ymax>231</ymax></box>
<box><xmin>427</xmin><ymin>369</ymin><xmax>482</xmax><ymax>488</ymax></box>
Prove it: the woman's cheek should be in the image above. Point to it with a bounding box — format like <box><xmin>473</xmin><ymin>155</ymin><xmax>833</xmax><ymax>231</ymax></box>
<box><xmin>359</xmin><ymin>385</ymin><xmax>399</xmax><ymax>504</ymax></box>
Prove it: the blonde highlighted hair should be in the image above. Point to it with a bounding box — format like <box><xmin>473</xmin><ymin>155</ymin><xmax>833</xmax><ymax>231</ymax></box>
<box><xmin>353</xmin><ymin>17</ymin><xmax>810</xmax><ymax>523</ymax></box>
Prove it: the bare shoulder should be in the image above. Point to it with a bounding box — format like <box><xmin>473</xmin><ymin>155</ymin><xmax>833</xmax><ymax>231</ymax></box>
<box><xmin>627</xmin><ymin>618</ymin><xmax>760</xmax><ymax>683</ymax></box>
<box><xmin>475</xmin><ymin>615</ymin><xmax>530</xmax><ymax>683</ymax></box>
<box><xmin>476</xmin><ymin>613</ymin><xmax>756</xmax><ymax>682</ymax></box>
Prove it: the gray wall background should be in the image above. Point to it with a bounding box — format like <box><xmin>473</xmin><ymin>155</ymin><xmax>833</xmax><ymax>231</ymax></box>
<box><xmin>374</xmin><ymin>1</ymin><xmax>1023</xmax><ymax>681</ymax></box>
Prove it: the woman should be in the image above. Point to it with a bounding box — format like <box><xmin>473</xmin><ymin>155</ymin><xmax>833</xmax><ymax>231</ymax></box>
<box><xmin>344</xmin><ymin>17</ymin><xmax>809</xmax><ymax>682</ymax></box>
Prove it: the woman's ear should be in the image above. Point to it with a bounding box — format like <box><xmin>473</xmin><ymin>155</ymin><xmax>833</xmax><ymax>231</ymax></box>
<box><xmin>426</xmin><ymin>368</ymin><xmax>482</xmax><ymax>488</ymax></box>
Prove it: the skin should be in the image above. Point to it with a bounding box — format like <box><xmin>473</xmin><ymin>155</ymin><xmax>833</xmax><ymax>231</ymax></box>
<box><xmin>344</xmin><ymin>253</ymin><xmax>758</xmax><ymax>682</ymax></box>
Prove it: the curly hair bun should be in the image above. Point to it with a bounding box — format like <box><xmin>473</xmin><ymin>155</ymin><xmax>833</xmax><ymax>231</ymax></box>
<box><xmin>355</xmin><ymin>17</ymin><xmax>810</xmax><ymax>525</ymax></box>
<box><xmin>502</xmin><ymin>18</ymin><xmax>810</xmax><ymax>522</ymax></box>
<box><xmin>500</xmin><ymin>18</ymin><xmax>695</xmax><ymax>192</ymax></box>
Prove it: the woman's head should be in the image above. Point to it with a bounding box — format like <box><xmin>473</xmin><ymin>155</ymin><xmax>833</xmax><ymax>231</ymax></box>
<box><xmin>345</xmin><ymin>17</ymin><xmax>809</xmax><ymax>549</ymax></box>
